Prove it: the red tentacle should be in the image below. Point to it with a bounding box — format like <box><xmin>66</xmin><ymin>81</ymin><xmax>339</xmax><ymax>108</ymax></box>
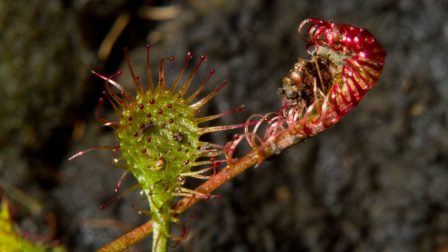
<box><xmin>301</xmin><ymin>19</ymin><xmax>385</xmax><ymax>119</ymax></box>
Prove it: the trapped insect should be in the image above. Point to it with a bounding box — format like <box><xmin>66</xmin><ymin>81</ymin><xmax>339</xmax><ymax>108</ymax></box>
<box><xmin>278</xmin><ymin>18</ymin><xmax>386</xmax><ymax>138</ymax></box>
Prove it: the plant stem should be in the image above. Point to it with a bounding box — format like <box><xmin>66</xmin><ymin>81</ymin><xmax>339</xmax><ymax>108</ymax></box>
<box><xmin>96</xmin><ymin>129</ymin><xmax>302</xmax><ymax>252</ymax></box>
<box><xmin>96</xmin><ymin>221</ymin><xmax>153</xmax><ymax>252</ymax></box>
<box><xmin>152</xmin><ymin>220</ymin><xmax>168</xmax><ymax>252</ymax></box>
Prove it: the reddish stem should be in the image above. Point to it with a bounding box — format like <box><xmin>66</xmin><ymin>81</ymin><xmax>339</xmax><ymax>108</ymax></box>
<box><xmin>95</xmin><ymin>129</ymin><xmax>302</xmax><ymax>252</ymax></box>
<box><xmin>96</xmin><ymin>219</ymin><xmax>153</xmax><ymax>252</ymax></box>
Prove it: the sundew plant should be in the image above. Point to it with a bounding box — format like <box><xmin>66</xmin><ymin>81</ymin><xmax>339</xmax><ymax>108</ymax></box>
<box><xmin>70</xmin><ymin>19</ymin><xmax>385</xmax><ymax>252</ymax></box>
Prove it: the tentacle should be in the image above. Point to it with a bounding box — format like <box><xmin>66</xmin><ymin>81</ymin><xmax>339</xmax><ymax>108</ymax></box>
<box><xmin>92</xmin><ymin>70</ymin><xmax>135</xmax><ymax>103</ymax></box>
<box><xmin>99</xmin><ymin>184</ymin><xmax>140</xmax><ymax>209</ymax></box>
<box><xmin>180</xmin><ymin>161</ymin><xmax>221</xmax><ymax>179</ymax></box>
<box><xmin>157</xmin><ymin>56</ymin><xmax>176</xmax><ymax>91</ymax></box>
<box><xmin>190</xmin><ymin>80</ymin><xmax>228</xmax><ymax>110</ymax></box>
<box><xmin>186</xmin><ymin>68</ymin><xmax>215</xmax><ymax>103</ymax></box>
<box><xmin>68</xmin><ymin>145</ymin><xmax>119</xmax><ymax>161</ymax></box>
<box><xmin>178</xmin><ymin>55</ymin><xmax>207</xmax><ymax>97</ymax></box>
<box><xmin>114</xmin><ymin>171</ymin><xmax>129</xmax><ymax>193</ymax></box>
<box><xmin>168</xmin><ymin>215</ymin><xmax>192</xmax><ymax>248</ymax></box>
<box><xmin>146</xmin><ymin>45</ymin><xmax>155</xmax><ymax>92</ymax></box>
<box><xmin>224</xmin><ymin>134</ymin><xmax>245</xmax><ymax>163</ymax></box>
<box><xmin>195</xmin><ymin>105</ymin><xmax>245</xmax><ymax>123</ymax></box>
<box><xmin>95</xmin><ymin>96</ymin><xmax>118</xmax><ymax>128</ymax></box>
<box><xmin>173</xmin><ymin>187</ymin><xmax>220</xmax><ymax>199</ymax></box>
<box><xmin>170</xmin><ymin>52</ymin><xmax>193</xmax><ymax>93</ymax></box>
<box><xmin>199</xmin><ymin>121</ymin><xmax>247</xmax><ymax>135</ymax></box>
<box><xmin>125</xmin><ymin>48</ymin><xmax>144</xmax><ymax>95</ymax></box>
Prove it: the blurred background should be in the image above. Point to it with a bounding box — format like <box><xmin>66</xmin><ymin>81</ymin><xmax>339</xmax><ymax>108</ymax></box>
<box><xmin>1</xmin><ymin>0</ymin><xmax>447</xmax><ymax>251</ymax></box>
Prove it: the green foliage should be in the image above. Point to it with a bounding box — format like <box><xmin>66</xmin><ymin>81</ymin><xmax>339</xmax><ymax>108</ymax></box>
<box><xmin>0</xmin><ymin>195</ymin><xmax>65</xmax><ymax>252</ymax></box>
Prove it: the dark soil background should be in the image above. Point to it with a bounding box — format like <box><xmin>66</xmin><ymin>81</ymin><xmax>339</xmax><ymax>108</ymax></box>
<box><xmin>1</xmin><ymin>0</ymin><xmax>447</xmax><ymax>251</ymax></box>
